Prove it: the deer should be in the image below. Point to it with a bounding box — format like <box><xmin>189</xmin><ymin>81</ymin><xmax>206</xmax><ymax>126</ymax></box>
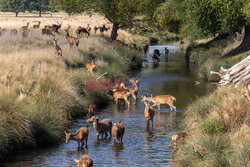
<box><xmin>33</xmin><ymin>21</ymin><xmax>41</xmax><ymax>29</ymax></box>
<box><xmin>74</xmin><ymin>154</ymin><xmax>93</xmax><ymax>167</ymax></box>
<box><xmin>10</xmin><ymin>29</ymin><xmax>18</xmax><ymax>35</ymax></box>
<box><xmin>86</xmin><ymin>60</ymin><xmax>95</xmax><ymax>73</ymax></box>
<box><xmin>165</xmin><ymin>47</ymin><xmax>169</xmax><ymax>56</ymax></box>
<box><xmin>113</xmin><ymin>40</ymin><xmax>125</xmax><ymax>46</ymax></box>
<box><xmin>113</xmin><ymin>88</ymin><xmax>136</xmax><ymax>106</ymax></box>
<box><xmin>76</xmin><ymin>26</ymin><xmax>90</xmax><ymax>38</ymax></box>
<box><xmin>112</xmin><ymin>120</ymin><xmax>125</xmax><ymax>144</ymax></box>
<box><xmin>141</xmin><ymin>94</ymin><xmax>176</xmax><ymax>111</ymax></box>
<box><xmin>65</xmin><ymin>25</ymin><xmax>79</xmax><ymax>47</ymax></box>
<box><xmin>141</xmin><ymin>44</ymin><xmax>149</xmax><ymax>56</ymax></box>
<box><xmin>22</xmin><ymin>30</ymin><xmax>28</xmax><ymax>38</ymax></box>
<box><xmin>143</xmin><ymin>100</ymin><xmax>155</xmax><ymax>127</ymax></box>
<box><xmin>41</xmin><ymin>28</ymin><xmax>54</xmax><ymax>36</ymax></box>
<box><xmin>102</xmin><ymin>25</ymin><xmax>110</xmax><ymax>32</ymax></box>
<box><xmin>86</xmin><ymin>24</ymin><xmax>91</xmax><ymax>32</ymax></box>
<box><xmin>242</xmin><ymin>82</ymin><xmax>250</xmax><ymax>101</ymax></box>
<box><xmin>86</xmin><ymin>115</ymin><xmax>113</xmax><ymax>140</ymax></box>
<box><xmin>53</xmin><ymin>39</ymin><xmax>62</xmax><ymax>58</ymax></box>
<box><xmin>51</xmin><ymin>21</ymin><xmax>62</xmax><ymax>33</ymax></box>
<box><xmin>65</xmin><ymin>127</ymin><xmax>89</xmax><ymax>148</ymax></box>
<box><xmin>94</xmin><ymin>26</ymin><xmax>99</xmax><ymax>34</ymax></box>
<box><xmin>87</xmin><ymin>104</ymin><xmax>95</xmax><ymax>118</ymax></box>
<box><xmin>22</xmin><ymin>22</ymin><xmax>29</xmax><ymax>30</ymax></box>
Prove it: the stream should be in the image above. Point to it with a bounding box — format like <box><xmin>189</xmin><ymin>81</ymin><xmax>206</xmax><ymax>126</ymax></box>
<box><xmin>1</xmin><ymin>45</ymin><xmax>215</xmax><ymax>167</ymax></box>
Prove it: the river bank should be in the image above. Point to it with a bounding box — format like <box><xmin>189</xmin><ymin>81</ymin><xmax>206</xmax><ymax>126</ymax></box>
<box><xmin>172</xmin><ymin>34</ymin><xmax>250</xmax><ymax>166</ymax></box>
<box><xmin>0</xmin><ymin>32</ymin><xmax>142</xmax><ymax>161</ymax></box>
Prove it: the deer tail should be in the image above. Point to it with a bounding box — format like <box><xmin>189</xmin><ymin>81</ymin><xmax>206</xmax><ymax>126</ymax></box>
<box><xmin>172</xmin><ymin>96</ymin><xmax>176</xmax><ymax>102</ymax></box>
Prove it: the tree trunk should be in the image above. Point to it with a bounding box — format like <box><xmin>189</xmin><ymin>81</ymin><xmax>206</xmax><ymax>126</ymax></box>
<box><xmin>224</xmin><ymin>26</ymin><xmax>250</xmax><ymax>57</ymax></box>
<box><xmin>110</xmin><ymin>23</ymin><xmax>119</xmax><ymax>41</ymax></box>
<box><xmin>210</xmin><ymin>55</ymin><xmax>250</xmax><ymax>85</ymax></box>
<box><xmin>15</xmin><ymin>12</ymin><xmax>18</xmax><ymax>17</ymax></box>
<box><xmin>39</xmin><ymin>10</ymin><xmax>41</xmax><ymax>17</ymax></box>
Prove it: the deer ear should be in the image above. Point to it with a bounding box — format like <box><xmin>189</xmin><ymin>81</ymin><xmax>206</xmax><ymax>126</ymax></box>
<box><xmin>74</xmin><ymin>159</ymin><xmax>79</xmax><ymax>163</ymax></box>
<box><xmin>112</xmin><ymin>121</ymin><xmax>115</xmax><ymax>125</ymax></box>
<box><xmin>64</xmin><ymin>131</ymin><xmax>67</xmax><ymax>135</ymax></box>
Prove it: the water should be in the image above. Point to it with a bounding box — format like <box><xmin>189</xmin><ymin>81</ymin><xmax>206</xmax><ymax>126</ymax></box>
<box><xmin>1</xmin><ymin>45</ymin><xmax>215</xmax><ymax>167</ymax></box>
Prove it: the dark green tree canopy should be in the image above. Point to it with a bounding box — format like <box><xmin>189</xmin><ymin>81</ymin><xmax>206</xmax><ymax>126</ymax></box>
<box><xmin>0</xmin><ymin>0</ymin><xmax>28</xmax><ymax>16</ymax></box>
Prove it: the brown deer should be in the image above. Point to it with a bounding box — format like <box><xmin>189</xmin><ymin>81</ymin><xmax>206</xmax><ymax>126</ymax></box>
<box><xmin>113</xmin><ymin>40</ymin><xmax>125</xmax><ymax>46</ymax></box>
<box><xmin>53</xmin><ymin>39</ymin><xmax>62</xmax><ymax>58</ymax></box>
<box><xmin>74</xmin><ymin>154</ymin><xmax>93</xmax><ymax>167</ymax></box>
<box><xmin>141</xmin><ymin>94</ymin><xmax>176</xmax><ymax>111</ymax></box>
<box><xmin>86</xmin><ymin>116</ymin><xmax>113</xmax><ymax>140</ymax></box>
<box><xmin>10</xmin><ymin>29</ymin><xmax>18</xmax><ymax>35</ymax></box>
<box><xmin>22</xmin><ymin>22</ymin><xmax>29</xmax><ymax>30</ymax></box>
<box><xmin>86</xmin><ymin>24</ymin><xmax>91</xmax><ymax>32</ymax></box>
<box><xmin>76</xmin><ymin>26</ymin><xmax>90</xmax><ymax>37</ymax></box>
<box><xmin>65</xmin><ymin>25</ymin><xmax>79</xmax><ymax>47</ymax></box>
<box><xmin>112</xmin><ymin>120</ymin><xmax>125</xmax><ymax>144</ymax></box>
<box><xmin>242</xmin><ymin>82</ymin><xmax>250</xmax><ymax>101</ymax></box>
<box><xmin>65</xmin><ymin>127</ymin><xmax>89</xmax><ymax>148</ymax></box>
<box><xmin>42</xmin><ymin>27</ymin><xmax>54</xmax><ymax>36</ymax></box>
<box><xmin>86</xmin><ymin>60</ymin><xmax>95</xmax><ymax>73</ymax></box>
<box><xmin>51</xmin><ymin>21</ymin><xmax>62</xmax><ymax>33</ymax></box>
<box><xmin>143</xmin><ymin>100</ymin><xmax>155</xmax><ymax>127</ymax></box>
<box><xmin>87</xmin><ymin>104</ymin><xmax>95</xmax><ymax>118</ymax></box>
<box><xmin>22</xmin><ymin>30</ymin><xmax>28</xmax><ymax>38</ymax></box>
<box><xmin>113</xmin><ymin>88</ymin><xmax>136</xmax><ymax>106</ymax></box>
<box><xmin>33</xmin><ymin>21</ymin><xmax>41</xmax><ymax>29</ymax></box>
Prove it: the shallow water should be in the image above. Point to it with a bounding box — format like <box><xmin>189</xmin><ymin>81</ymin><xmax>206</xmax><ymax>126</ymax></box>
<box><xmin>1</xmin><ymin>45</ymin><xmax>215</xmax><ymax>167</ymax></box>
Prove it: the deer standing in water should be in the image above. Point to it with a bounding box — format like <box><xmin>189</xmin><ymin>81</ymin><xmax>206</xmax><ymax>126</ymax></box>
<box><xmin>65</xmin><ymin>25</ymin><xmax>79</xmax><ymax>47</ymax></box>
<box><xmin>87</xmin><ymin>104</ymin><xmax>95</xmax><ymax>118</ymax></box>
<box><xmin>65</xmin><ymin>127</ymin><xmax>89</xmax><ymax>148</ymax></box>
<box><xmin>53</xmin><ymin>39</ymin><xmax>62</xmax><ymax>58</ymax></box>
<box><xmin>141</xmin><ymin>94</ymin><xmax>176</xmax><ymax>111</ymax></box>
<box><xmin>143</xmin><ymin>100</ymin><xmax>155</xmax><ymax>127</ymax></box>
<box><xmin>74</xmin><ymin>154</ymin><xmax>93</xmax><ymax>167</ymax></box>
<box><xmin>87</xmin><ymin>115</ymin><xmax>113</xmax><ymax>140</ymax></box>
<box><xmin>112</xmin><ymin>120</ymin><xmax>125</xmax><ymax>144</ymax></box>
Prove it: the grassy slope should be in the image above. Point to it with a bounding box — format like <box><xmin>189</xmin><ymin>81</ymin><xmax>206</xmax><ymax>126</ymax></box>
<box><xmin>174</xmin><ymin>86</ymin><xmax>250</xmax><ymax>167</ymax></box>
<box><xmin>174</xmin><ymin>36</ymin><xmax>250</xmax><ymax>166</ymax></box>
<box><xmin>0</xmin><ymin>31</ymin><xmax>142</xmax><ymax>160</ymax></box>
<box><xmin>188</xmin><ymin>37</ymin><xmax>250</xmax><ymax>81</ymax></box>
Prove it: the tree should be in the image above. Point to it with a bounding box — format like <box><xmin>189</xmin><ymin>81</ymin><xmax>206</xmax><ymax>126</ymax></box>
<box><xmin>29</xmin><ymin>0</ymin><xmax>50</xmax><ymax>17</ymax></box>
<box><xmin>0</xmin><ymin>0</ymin><xmax>28</xmax><ymax>17</ymax></box>
<box><xmin>53</xmin><ymin>0</ymin><xmax>141</xmax><ymax>40</ymax></box>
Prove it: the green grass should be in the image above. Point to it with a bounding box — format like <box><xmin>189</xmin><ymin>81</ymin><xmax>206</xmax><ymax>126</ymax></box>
<box><xmin>174</xmin><ymin>86</ymin><xmax>250</xmax><ymax>167</ymax></box>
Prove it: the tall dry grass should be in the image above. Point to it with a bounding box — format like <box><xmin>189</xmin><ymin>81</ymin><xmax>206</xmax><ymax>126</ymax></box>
<box><xmin>0</xmin><ymin>22</ymin><xmax>142</xmax><ymax>160</ymax></box>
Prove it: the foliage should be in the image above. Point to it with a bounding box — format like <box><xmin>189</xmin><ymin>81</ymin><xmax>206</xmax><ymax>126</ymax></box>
<box><xmin>29</xmin><ymin>0</ymin><xmax>50</xmax><ymax>15</ymax></box>
<box><xmin>0</xmin><ymin>0</ymin><xmax>28</xmax><ymax>16</ymax></box>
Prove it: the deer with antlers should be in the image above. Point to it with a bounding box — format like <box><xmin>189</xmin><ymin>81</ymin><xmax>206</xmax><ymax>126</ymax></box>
<box><xmin>65</xmin><ymin>25</ymin><xmax>79</xmax><ymax>47</ymax></box>
<box><xmin>53</xmin><ymin>39</ymin><xmax>62</xmax><ymax>58</ymax></box>
<box><xmin>51</xmin><ymin>21</ymin><xmax>62</xmax><ymax>33</ymax></box>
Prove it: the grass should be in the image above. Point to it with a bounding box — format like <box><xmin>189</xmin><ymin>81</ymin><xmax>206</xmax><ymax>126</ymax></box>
<box><xmin>188</xmin><ymin>37</ymin><xmax>250</xmax><ymax>81</ymax></box>
<box><xmin>0</xmin><ymin>20</ymin><xmax>142</xmax><ymax>160</ymax></box>
<box><xmin>174</xmin><ymin>85</ymin><xmax>250</xmax><ymax>167</ymax></box>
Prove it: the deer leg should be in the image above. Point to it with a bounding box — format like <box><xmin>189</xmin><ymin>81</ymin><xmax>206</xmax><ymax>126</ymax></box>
<box><xmin>158</xmin><ymin>104</ymin><xmax>160</xmax><ymax>110</ymax></box>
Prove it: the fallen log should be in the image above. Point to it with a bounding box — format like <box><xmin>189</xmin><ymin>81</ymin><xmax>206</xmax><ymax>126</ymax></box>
<box><xmin>210</xmin><ymin>55</ymin><xmax>250</xmax><ymax>85</ymax></box>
